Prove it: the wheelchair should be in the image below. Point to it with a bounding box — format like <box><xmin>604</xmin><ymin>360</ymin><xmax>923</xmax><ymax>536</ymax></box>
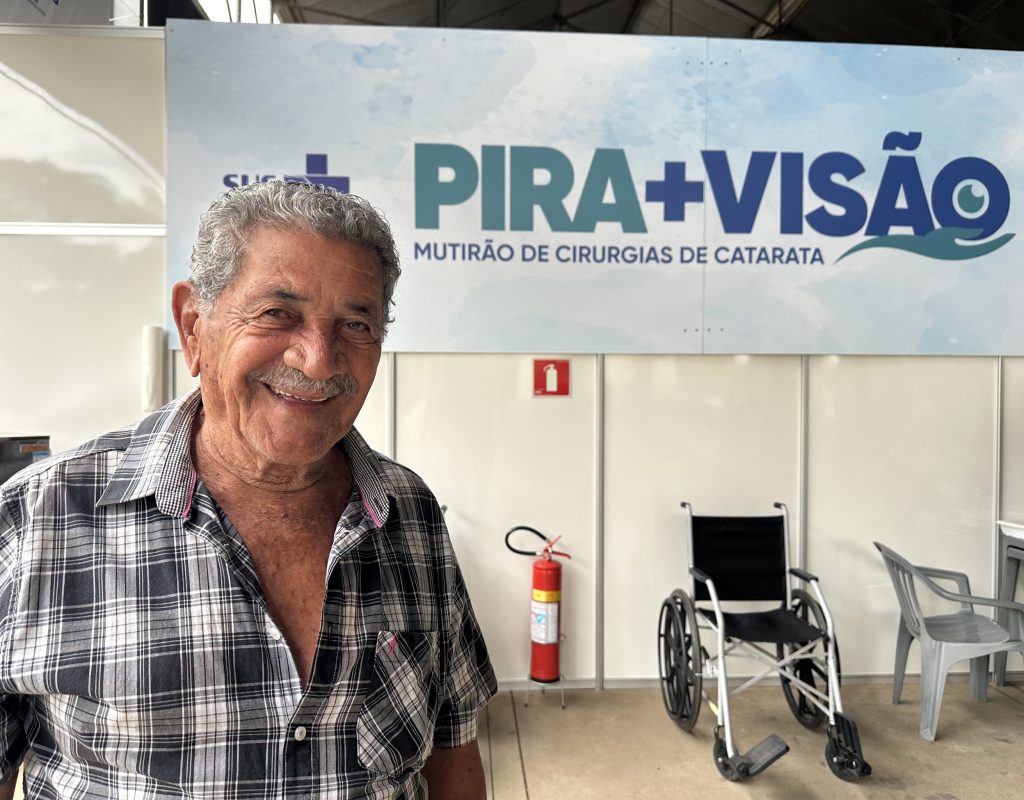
<box><xmin>657</xmin><ymin>502</ymin><xmax>871</xmax><ymax>782</ymax></box>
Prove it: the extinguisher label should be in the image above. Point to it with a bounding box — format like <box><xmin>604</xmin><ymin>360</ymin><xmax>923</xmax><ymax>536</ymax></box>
<box><xmin>530</xmin><ymin>600</ymin><xmax>559</xmax><ymax>644</ymax></box>
<box><xmin>531</xmin><ymin>588</ymin><xmax>560</xmax><ymax>603</ymax></box>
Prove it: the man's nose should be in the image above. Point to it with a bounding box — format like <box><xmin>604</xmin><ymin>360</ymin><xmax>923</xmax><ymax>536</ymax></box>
<box><xmin>283</xmin><ymin>325</ymin><xmax>340</xmax><ymax>380</ymax></box>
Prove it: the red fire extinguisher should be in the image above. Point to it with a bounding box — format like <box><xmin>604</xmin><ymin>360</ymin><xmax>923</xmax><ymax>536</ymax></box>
<box><xmin>505</xmin><ymin>525</ymin><xmax>572</xmax><ymax>683</ymax></box>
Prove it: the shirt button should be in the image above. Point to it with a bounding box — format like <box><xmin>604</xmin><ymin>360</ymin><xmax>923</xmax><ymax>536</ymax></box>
<box><xmin>267</xmin><ymin>625</ymin><xmax>284</xmax><ymax>641</ymax></box>
<box><xmin>294</xmin><ymin>726</ymin><xmax>308</xmax><ymax>742</ymax></box>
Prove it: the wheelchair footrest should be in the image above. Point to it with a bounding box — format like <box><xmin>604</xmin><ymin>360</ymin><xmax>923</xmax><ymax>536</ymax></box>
<box><xmin>741</xmin><ymin>734</ymin><xmax>790</xmax><ymax>777</ymax></box>
<box><xmin>826</xmin><ymin>713</ymin><xmax>871</xmax><ymax>781</ymax></box>
<box><xmin>714</xmin><ymin>731</ymin><xmax>789</xmax><ymax>780</ymax></box>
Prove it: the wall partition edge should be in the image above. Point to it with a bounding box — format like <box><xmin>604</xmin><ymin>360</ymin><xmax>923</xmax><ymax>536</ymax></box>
<box><xmin>798</xmin><ymin>355</ymin><xmax>809</xmax><ymax>571</ymax></box>
<box><xmin>594</xmin><ymin>353</ymin><xmax>605</xmax><ymax>690</ymax></box>
<box><xmin>994</xmin><ymin>356</ymin><xmax>1003</xmax><ymax>596</ymax></box>
<box><xmin>387</xmin><ymin>352</ymin><xmax>397</xmax><ymax>461</ymax></box>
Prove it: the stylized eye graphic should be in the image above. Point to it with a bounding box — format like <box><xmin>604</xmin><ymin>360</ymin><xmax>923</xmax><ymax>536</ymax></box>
<box><xmin>954</xmin><ymin>180</ymin><xmax>988</xmax><ymax>218</ymax></box>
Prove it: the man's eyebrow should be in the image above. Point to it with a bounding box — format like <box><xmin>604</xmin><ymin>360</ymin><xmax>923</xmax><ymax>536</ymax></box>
<box><xmin>251</xmin><ymin>288</ymin><xmax>307</xmax><ymax>303</ymax></box>
<box><xmin>344</xmin><ymin>300</ymin><xmax>377</xmax><ymax>315</ymax></box>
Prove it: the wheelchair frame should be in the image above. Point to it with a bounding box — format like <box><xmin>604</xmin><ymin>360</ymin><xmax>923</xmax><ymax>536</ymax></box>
<box><xmin>658</xmin><ymin>502</ymin><xmax>871</xmax><ymax>782</ymax></box>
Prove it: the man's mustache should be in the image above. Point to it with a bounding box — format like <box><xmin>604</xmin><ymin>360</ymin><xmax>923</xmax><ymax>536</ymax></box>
<box><xmin>250</xmin><ymin>366</ymin><xmax>359</xmax><ymax>398</ymax></box>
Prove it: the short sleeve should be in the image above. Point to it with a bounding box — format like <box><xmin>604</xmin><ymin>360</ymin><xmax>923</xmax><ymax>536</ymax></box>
<box><xmin>0</xmin><ymin>497</ymin><xmax>26</xmax><ymax>778</ymax></box>
<box><xmin>0</xmin><ymin>696</ymin><xmax>24</xmax><ymax>781</ymax></box>
<box><xmin>432</xmin><ymin>563</ymin><xmax>497</xmax><ymax>748</ymax></box>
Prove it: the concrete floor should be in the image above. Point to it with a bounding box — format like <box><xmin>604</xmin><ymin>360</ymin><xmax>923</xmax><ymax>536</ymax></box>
<box><xmin>479</xmin><ymin>681</ymin><xmax>1024</xmax><ymax>800</ymax></box>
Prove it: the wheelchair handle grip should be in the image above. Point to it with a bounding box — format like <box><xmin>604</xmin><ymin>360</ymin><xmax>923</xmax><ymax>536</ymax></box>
<box><xmin>789</xmin><ymin>567</ymin><xmax>819</xmax><ymax>583</ymax></box>
<box><xmin>690</xmin><ymin>566</ymin><xmax>712</xmax><ymax>583</ymax></box>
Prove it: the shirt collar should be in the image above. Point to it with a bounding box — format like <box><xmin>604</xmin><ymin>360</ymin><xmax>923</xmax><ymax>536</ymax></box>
<box><xmin>340</xmin><ymin>426</ymin><xmax>392</xmax><ymax>530</ymax></box>
<box><xmin>96</xmin><ymin>387</ymin><xmax>394</xmax><ymax>526</ymax></box>
<box><xmin>96</xmin><ymin>388</ymin><xmax>202</xmax><ymax>518</ymax></box>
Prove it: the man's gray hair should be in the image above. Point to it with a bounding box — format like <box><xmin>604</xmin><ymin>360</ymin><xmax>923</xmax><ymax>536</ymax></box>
<box><xmin>189</xmin><ymin>181</ymin><xmax>401</xmax><ymax>330</ymax></box>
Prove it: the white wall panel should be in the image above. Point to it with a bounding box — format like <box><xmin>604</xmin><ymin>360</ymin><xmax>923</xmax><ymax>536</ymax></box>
<box><xmin>603</xmin><ymin>355</ymin><xmax>802</xmax><ymax>681</ymax></box>
<box><xmin>0</xmin><ymin>236</ymin><xmax>165</xmax><ymax>453</ymax></box>
<box><xmin>807</xmin><ymin>356</ymin><xmax>997</xmax><ymax>676</ymax></box>
<box><xmin>395</xmin><ymin>354</ymin><xmax>596</xmax><ymax>685</ymax></box>
<box><xmin>0</xmin><ymin>32</ymin><xmax>164</xmax><ymax>224</ymax></box>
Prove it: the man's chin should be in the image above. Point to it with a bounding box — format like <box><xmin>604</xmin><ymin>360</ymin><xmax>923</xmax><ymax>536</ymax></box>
<box><xmin>250</xmin><ymin>434</ymin><xmax>344</xmax><ymax>470</ymax></box>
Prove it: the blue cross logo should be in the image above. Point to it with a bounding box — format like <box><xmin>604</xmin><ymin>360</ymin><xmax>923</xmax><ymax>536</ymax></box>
<box><xmin>285</xmin><ymin>154</ymin><xmax>350</xmax><ymax>193</ymax></box>
<box><xmin>646</xmin><ymin>162</ymin><xmax>704</xmax><ymax>222</ymax></box>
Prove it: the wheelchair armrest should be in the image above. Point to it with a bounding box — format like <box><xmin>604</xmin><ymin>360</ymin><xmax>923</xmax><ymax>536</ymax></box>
<box><xmin>689</xmin><ymin>566</ymin><xmax>712</xmax><ymax>584</ymax></box>
<box><xmin>789</xmin><ymin>567</ymin><xmax>819</xmax><ymax>584</ymax></box>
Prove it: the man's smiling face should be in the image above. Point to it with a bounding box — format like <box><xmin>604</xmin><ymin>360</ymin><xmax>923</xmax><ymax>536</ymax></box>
<box><xmin>176</xmin><ymin>224</ymin><xmax>384</xmax><ymax>471</ymax></box>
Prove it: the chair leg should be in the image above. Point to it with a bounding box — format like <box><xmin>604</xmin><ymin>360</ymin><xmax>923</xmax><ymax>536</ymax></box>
<box><xmin>893</xmin><ymin>618</ymin><xmax>913</xmax><ymax>704</ymax></box>
<box><xmin>969</xmin><ymin>655</ymin><xmax>989</xmax><ymax>701</ymax></box>
<box><xmin>993</xmin><ymin>548</ymin><xmax>1022</xmax><ymax>686</ymax></box>
<box><xmin>918</xmin><ymin>642</ymin><xmax>949</xmax><ymax>742</ymax></box>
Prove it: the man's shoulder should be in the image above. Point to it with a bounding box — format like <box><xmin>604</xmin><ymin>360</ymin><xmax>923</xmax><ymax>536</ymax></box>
<box><xmin>0</xmin><ymin>424</ymin><xmax>135</xmax><ymax>540</ymax></box>
<box><xmin>0</xmin><ymin>392</ymin><xmax>198</xmax><ymax>521</ymax></box>
<box><xmin>1</xmin><ymin>425</ymin><xmax>134</xmax><ymax>496</ymax></box>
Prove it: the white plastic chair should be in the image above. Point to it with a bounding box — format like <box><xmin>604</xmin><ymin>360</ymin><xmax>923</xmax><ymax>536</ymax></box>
<box><xmin>874</xmin><ymin>541</ymin><xmax>1024</xmax><ymax>741</ymax></box>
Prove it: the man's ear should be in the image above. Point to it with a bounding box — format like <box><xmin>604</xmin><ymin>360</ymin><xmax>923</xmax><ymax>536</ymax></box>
<box><xmin>171</xmin><ymin>281</ymin><xmax>204</xmax><ymax>378</ymax></box>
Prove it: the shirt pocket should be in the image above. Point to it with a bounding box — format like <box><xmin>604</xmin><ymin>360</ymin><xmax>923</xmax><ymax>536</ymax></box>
<box><xmin>355</xmin><ymin>630</ymin><xmax>441</xmax><ymax>777</ymax></box>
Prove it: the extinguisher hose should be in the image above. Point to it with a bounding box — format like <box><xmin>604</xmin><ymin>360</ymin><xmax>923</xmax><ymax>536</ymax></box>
<box><xmin>504</xmin><ymin>525</ymin><xmax>572</xmax><ymax>560</ymax></box>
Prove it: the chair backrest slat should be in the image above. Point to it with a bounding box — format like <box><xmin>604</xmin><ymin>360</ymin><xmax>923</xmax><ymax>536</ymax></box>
<box><xmin>875</xmin><ymin>542</ymin><xmax>925</xmax><ymax>638</ymax></box>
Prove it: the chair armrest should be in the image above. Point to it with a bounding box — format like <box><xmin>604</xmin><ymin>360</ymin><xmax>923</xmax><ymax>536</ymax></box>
<box><xmin>915</xmin><ymin>570</ymin><xmax>1024</xmax><ymax>618</ymax></box>
<box><xmin>689</xmin><ymin>566</ymin><xmax>711</xmax><ymax>584</ymax></box>
<box><xmin>916</xmin><ymin>565</ymin><xmax>971</xmax><ymax>596</ymax></box>
<box><xmin>789</xmin><ymin>567</ymin><xmax>819</xmax><ymax>583</ymax></box>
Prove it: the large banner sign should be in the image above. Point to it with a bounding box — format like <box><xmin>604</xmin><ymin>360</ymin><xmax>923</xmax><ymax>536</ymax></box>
<box><xmin>167</xmin><ymin>20</ymin><xmax>1024</xmax><ymax>354</ymax></box>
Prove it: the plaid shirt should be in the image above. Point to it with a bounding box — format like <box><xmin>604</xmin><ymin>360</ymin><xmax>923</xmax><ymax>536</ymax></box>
<box><xmin>0</xmin><ymin>389</ymin><xmax>496</xmax><ymax>799</ymax></box>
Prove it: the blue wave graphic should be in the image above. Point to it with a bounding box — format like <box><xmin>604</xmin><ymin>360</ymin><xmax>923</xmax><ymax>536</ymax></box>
<box><xmin>836</xmin><ymin>226</ymin><xmax>1014</xmax><ymax>262</ymax></box>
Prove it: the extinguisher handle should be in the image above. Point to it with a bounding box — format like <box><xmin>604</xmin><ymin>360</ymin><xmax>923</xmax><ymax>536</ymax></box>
<box><xmin>542</xmin><ymin>535</ymin><xmax>572</xmax><ymax>560</ymax></box>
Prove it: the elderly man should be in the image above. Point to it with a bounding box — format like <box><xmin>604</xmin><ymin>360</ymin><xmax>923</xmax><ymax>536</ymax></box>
<box><xmin>0</xmin><ymin>181</ymin><xmax>496</xmax><ymax>798</ymax></box>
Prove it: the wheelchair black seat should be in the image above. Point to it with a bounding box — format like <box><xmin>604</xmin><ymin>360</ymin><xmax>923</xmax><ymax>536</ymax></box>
<box><xmin>697</xmin><ymin>606</ymin><xmax>825</xmax><ymax>644</ymax></box>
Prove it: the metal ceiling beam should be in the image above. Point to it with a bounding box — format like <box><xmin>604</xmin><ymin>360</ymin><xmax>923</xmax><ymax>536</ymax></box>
<box><xmin>561</xmin><ymin>0</ymin><xmax>620</xmax><ymax>23</ymax></box>
<box><xmin>751</xmin><ymin>0</ymin><xmax>814</xmax><ymax>38</ymax></box>
<box><xmin>705</xmin><ymin>0</ymin><xmax>774</xmax><ymax>28</ymax></box>
<box><xmin>276</xmin><ymin>3</ymin><xmax>385</xmax><ymax>24</ymax></box>
<box><xmin>458</xmin><ymin>0</ymin><xmax>528</xmax><ymax>28</ymax></box>
<box><xmin>272</xmin><ymin>0</ymin><xmax>307</xmax><ymax>23</ymax></box>
<box><xmin>621</xmin><ymin>0</ymin><xmax>648</xmax><ymax>33</ymax></box>
<box><xmin>953</xmin><ymin>0</ymin><xmax>1011</xmax><ymax>42</ymax></box>
<box><xmin>921</xmin><ymin>0</ymin><xmax>1019</xmax><ymax>49</ymax></box>
<box><xmin>515</xmin><ymin>0</ymin><xmax>621</xmax><ymax>29</ymax></box>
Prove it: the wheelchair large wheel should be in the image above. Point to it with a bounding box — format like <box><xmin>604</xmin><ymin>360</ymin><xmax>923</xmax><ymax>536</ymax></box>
<box><xmin>777</xmin><ymin>588</ymin><xmax>840</xmax><ymax>730</ymax></box>
<box><xmin>658</xmin><ymin>589</ymin><xmax>702</xmax><ymax>731</ymax></box>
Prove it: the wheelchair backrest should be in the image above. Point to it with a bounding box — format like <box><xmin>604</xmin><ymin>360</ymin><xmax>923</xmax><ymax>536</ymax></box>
<box><xmin>691</xmin><ymin>515</ymin><xmax>788</xmax><ymax>602</ymax></box>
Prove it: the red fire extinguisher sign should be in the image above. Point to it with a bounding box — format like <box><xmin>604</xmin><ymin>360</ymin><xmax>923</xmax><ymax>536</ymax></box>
<box><xmin>533</xmin><ymin>359</ymin><xmax>570</xmax><ymax>396</ymax></box>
